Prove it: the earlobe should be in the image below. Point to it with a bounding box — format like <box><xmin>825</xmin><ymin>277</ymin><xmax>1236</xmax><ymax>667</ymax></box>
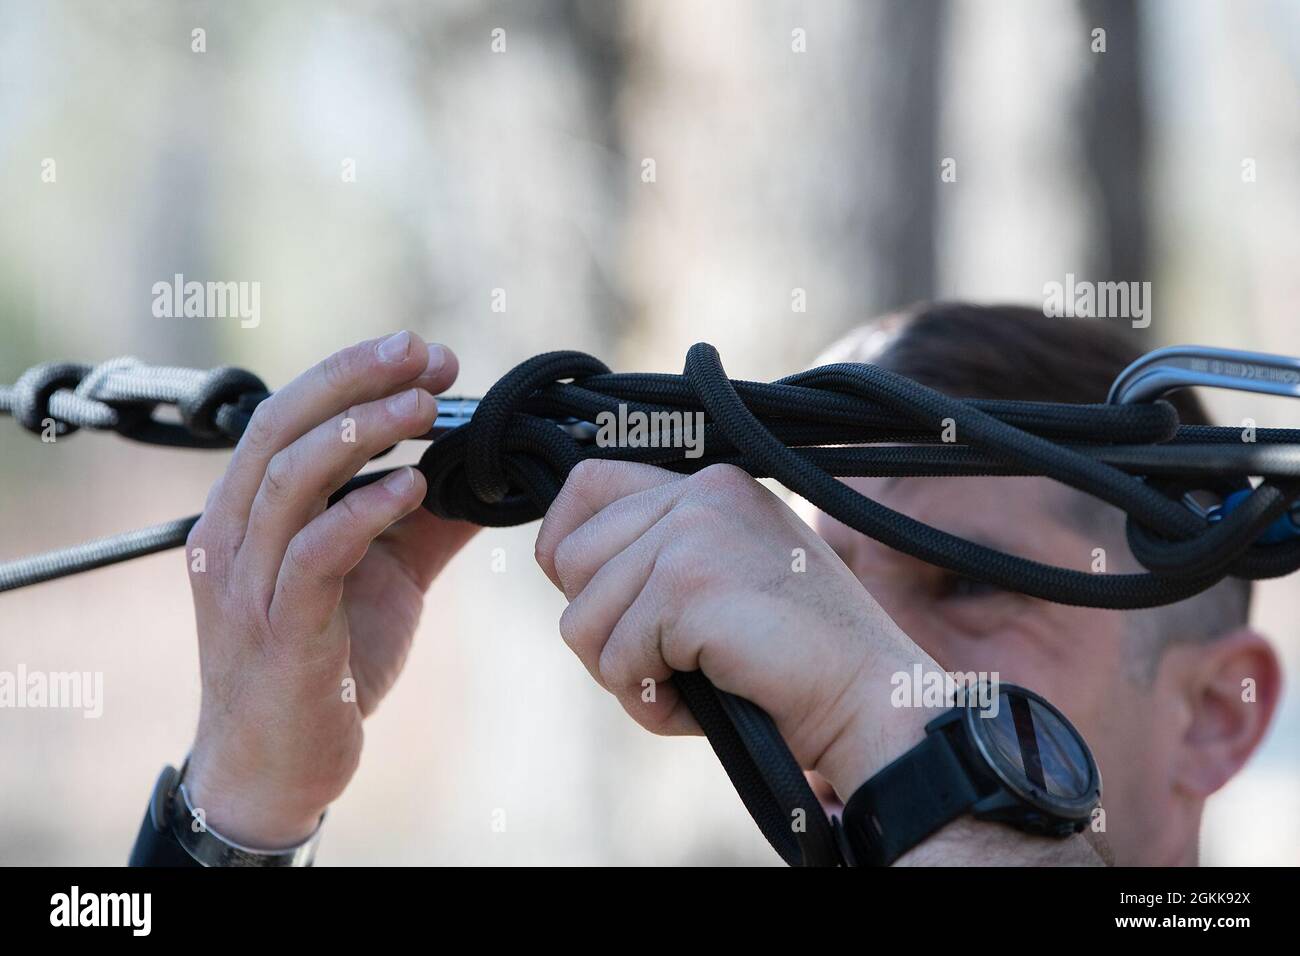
<box><xmin>1172</xmin><ymin>627</ymin><xmax>1282</xmax><ymax>798</ymax></box>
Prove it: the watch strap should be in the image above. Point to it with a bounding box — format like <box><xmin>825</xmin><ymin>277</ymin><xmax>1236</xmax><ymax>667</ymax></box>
<box><xmin>129</xmin><ymin>764</ymin><xmax>202</xmax><ymax>867</ymax></box>
<box><xmin>840</xmin><ymin>729</ymin><xmax>981</xmax><ymax>866</ymax></box>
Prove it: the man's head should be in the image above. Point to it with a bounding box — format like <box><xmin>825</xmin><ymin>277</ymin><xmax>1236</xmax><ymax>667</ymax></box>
<box><xmin>803</xmin><ymin>303</ymin><xmax>1281</xmax><ymax>865</ymax></box>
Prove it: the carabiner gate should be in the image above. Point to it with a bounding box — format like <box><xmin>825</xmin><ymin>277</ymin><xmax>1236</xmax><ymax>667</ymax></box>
<box><xmin>1109</xmin><ymin>344</ymin><xmax>1300</xmax><ymax>542</ymax></box>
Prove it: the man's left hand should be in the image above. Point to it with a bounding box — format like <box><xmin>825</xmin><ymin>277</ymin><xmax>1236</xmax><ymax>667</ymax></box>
<box><xmin>534</xmin><ymin>460</ymin><xmax>933</xmax><ymax>799</ymax></box>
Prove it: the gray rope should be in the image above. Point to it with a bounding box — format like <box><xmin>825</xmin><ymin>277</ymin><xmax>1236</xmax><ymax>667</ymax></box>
<box><xmin>0</xmin><ymin>515</ymin><xmax>199</xmax><ymax>592</ymax></box>
<box><xmin>0</xmin><ymin>357</ymin><xmax>268</xmax><ymax>446</ymax></box>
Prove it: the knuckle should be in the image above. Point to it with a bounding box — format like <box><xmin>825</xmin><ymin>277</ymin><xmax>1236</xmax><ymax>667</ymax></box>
<box><xmin>596</xmin><ymin>641</ymin><xmax>626</xmax><ymax>689</ymax></box>
<box><xmin>667</xmin><ymin>497</ymin><xmax>719</xmax><ymax>538</ymax></box>
<box><xmin>261</xmin><ymin>449</ymin><xmax>296</xmax><ymax>502</ymax></box>
<box><xmin>551</xmin><ymin>536</ymin><xmax>585</xmax><ymax>590</ymax></box>
<box><xmin>339</xmin><ymin>403</ymin><xmax>365</xmax><ymax>437</ymax></box>
<box><xmin>567</xmin><ymin>458</ymin><xmax>614</xmax><ymax>494</ymax></box>
<box><xmin>320</xmin><ymin>347</ymin><xmax>355</xmax><ymax>392</ymax></box>
<box><xmin>333</xmin><ymin>490</ymin><xmax>367</xmax><ymax>528</ymax></box>
<box><xmin>533</xmin><ymin>533</ymin><xmax>553</xmax><ymax>573</ymax></box>
<box><xmin>241</xmin><ymin>402</ymin><xmax>278</xmax><ymax>453</ymax></box>
<box><xmin>283</xmin><ymin>534</ymin><xmax>330</xmax><ymax>584</ymax></box>
<box><xmin>692</xmin><ymin>462</ymin><xmax>752</xmax><ymax>496</ymax></box>
<box><xmin>280</xmin><ymin>539</ymin><xmax>312</xmax><ymax>583</ymax></box>
<box><xmin>557</xmin><ymin>602</ymin><xmax>588</xmax><ymax>652</ymax></box>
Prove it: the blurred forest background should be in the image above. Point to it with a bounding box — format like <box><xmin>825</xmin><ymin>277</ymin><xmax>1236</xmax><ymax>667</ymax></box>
<box><xmin>1</xmin><ymin>0</ymin><xmax>1298</xmax><ymax>864</ymax></box>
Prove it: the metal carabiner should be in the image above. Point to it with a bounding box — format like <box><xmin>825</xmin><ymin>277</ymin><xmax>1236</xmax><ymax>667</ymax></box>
<box><xmin>1107</xmin><ymin>344</ymin><xmax>1300</xmax><ymax>405</ymax></box>
<box><xmin>1108</xmin><ymin>344</ymin><xmax>1300</xmax><ymax>541</ymax></box>
<box><xmin>430</xmin><ymin>397</ymin><xmax>481</xmax><ymax>434</ymax></box>
<box><xmin>427</xmin><ymin>396</ymin><xmax>597</xmax><ymax>440</ymax></box>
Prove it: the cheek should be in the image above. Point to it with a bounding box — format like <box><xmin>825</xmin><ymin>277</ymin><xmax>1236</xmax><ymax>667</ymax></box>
<box><xmin>915</xmin><ymin>608</ymin><xmax>1130</xmax><ymax>717</ymax></box>
<box><xmin>1076</xmin><ymin>676</ymin><xmax>1171</xmax><ymax>828</ymax></box>
<box><xmin>1000</xmin><ymin>615</ymin><xmax>1139</xmax><ymax>778</ymax></box>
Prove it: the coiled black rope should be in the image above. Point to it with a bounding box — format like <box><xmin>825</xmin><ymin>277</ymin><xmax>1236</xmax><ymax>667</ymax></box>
<box><xmin>419</xmin><ymin>344</ymin><xmax>1300</xmax><ymax>607</ymax></box>
<box><xmin>5</xmin><ymin>345</ymin><xmax>1300</xmax><ymax>866</ymax></box>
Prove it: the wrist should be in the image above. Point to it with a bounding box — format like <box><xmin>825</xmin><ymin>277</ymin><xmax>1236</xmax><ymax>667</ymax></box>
<box><xmin>183</xmin><ymin>756</ymin><xmax>328</xmax><ymax>849</ymax></box>
<box><xmin>812</xmin><ymin>649</ymin><xmax>935</xmax><ymax>800</ymax></box>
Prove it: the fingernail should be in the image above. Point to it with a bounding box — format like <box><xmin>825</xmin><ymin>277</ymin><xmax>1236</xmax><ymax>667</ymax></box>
<box><xmin>387</xmin><ymin>388</ymin><xmax>419</xmax><ymax>416</ymax></box>
<box><xmin>378</xmin><ymin>330</ymin><xmax>412</xmax><ymax>363</ymax></box>
<box><xmin>384</xmin><ymin>466</ymin><xmax>416</xmax><ymax>492</ymax></box>
<box><xmin>426</xmin><ymin>343</ymin><xmax>448</xmax><ymax>376</ymax></box>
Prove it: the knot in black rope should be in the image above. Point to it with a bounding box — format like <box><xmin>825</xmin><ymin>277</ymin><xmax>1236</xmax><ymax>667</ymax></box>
<box><xmin>419</xmin><ymin>351</ymin><xmax>609</xmax><ymax>525</ymax></box>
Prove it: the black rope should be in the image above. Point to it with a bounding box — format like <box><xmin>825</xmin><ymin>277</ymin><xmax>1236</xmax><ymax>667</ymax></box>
<box><xmin>5</xmin><ymin>345</ymin><xmax>1300</xmax><ymax>867</ymax></box>
<box><xmin>419</xmin><ymin>345</ymin><xmax>1300</xmax><ymax>608</ymax></box>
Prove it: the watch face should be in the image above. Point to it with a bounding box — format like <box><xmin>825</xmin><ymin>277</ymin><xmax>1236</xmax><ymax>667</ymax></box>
<box><xmin>965</xmin><ymin>685</ymin><xmax>1100</xmax><ymax>817</ymax></box>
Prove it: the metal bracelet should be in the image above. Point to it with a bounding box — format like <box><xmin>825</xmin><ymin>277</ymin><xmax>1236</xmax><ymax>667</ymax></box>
<box><xmin>168</xmin><ymin>776</ymin><xmax>325</xmax><ymax>868</ymax></box>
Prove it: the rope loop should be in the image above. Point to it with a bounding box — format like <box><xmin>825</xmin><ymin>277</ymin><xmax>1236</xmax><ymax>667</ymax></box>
<box><xmin>462</xmin><ymin>351</ymin><xmax>610</xmax><ymax>505</ymax></box>
<box><xmin>178</xmin><ymin>366</ymin><xmax>269</xmax><ymax>441</ymax></box>
<box><xmin>11</xmin><ymin>361</ymin><xmax>91</xmax><ymax>436</ymax></box>
<box><xmin>2</xmin><ymin>357</ymin><xmax>269</xmax><ymax>447</ymax></box>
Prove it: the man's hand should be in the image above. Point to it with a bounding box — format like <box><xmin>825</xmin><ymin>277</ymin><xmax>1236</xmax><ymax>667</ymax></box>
<box><xmin>535</xmin><ymin>459</ymin><xmax>1108</xmax><ymax>866</ymax></box>
<box><xmin>183</xmin><ymin>331</ymin><xmax>478</xmax><ymax>848</ymax></box>
<box><xmin>534</xmin><ymin>460</ymin><xmax>934</xmax><ymax>800</ymax></box>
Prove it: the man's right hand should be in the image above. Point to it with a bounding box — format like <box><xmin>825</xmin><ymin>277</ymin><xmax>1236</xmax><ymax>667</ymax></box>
<box><xmin>182</xmin><ymin>331</ymin><xmax>477</xmax><ymax>848</ymax></box>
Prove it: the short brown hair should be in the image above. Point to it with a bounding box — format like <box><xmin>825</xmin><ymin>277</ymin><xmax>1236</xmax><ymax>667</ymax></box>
<box><xmin>821</xmin><ymin>302</ymin><xmax>1213</xmax><ymax>423</ymax></box>
<box><xmin>819</xmin><ymin>302</ymin><xmax>1250</xmax><ymax>678</ymax></box>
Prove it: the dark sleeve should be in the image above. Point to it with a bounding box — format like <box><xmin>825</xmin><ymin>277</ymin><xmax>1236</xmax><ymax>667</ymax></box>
<box><xmin>128</xmin><ymin>766</ymin><xmax>202</xmax><ymax>867</ymax></box>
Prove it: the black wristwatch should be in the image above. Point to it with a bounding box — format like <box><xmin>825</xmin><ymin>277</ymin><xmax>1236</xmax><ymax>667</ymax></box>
<box><xmin>837</xmin><ymin>683</ymin><xmax>1101</xmax><ymax>866</ymax></box>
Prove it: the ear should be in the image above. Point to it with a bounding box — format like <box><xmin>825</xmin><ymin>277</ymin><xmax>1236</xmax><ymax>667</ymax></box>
<box><xmin>1166</xmin><ymin>627</ymin><xmax>1282</xmax><ymax>798</ymax></box>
